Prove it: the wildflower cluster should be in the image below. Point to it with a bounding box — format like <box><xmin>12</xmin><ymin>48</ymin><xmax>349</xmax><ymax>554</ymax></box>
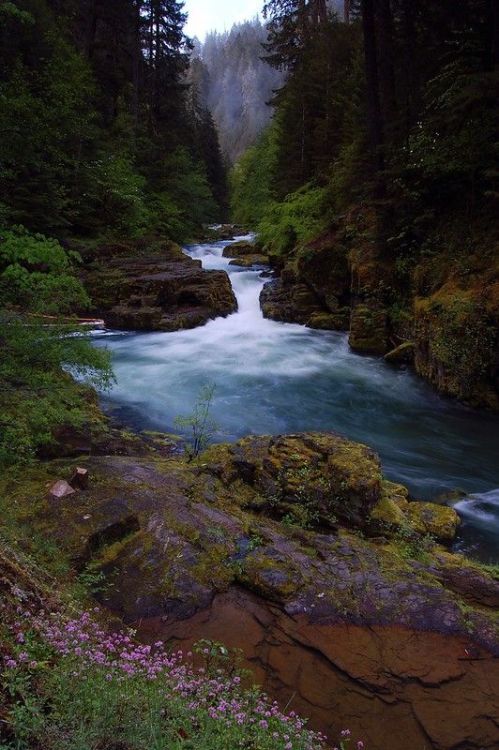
<box><xmin>1</xmin><ymin>590</ymin><xmax>341</xmax><ymax>750</ymax></box>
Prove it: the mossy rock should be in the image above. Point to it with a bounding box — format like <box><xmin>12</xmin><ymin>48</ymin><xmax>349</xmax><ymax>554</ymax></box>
<box><xmin>414</xmin><ymin>284</ymin><xmax>498</xmax><ymax>406</ymax></box>
<box><xmin>407</xmin><ymin>502</ymin><xmax>460</xmax><ymax>541</ymax></box>
<box><xmin>307</xmin><ymin>308</ymin><xmax>350</xmax><ymax>331</ymax></box>
<box><xmin>349</xmin><ymin>304</ymin><xmax>389</xmax><ymax>354</ymax></box>
<box><xmin>203</xmin><ymin>432</ymin><xmax>383</xmax><ymax>530</ymax></box>
<box><xmin>222</xmin><ymin>240</ymin><xmax>258</xmax><ymax>258</ymax></box>
<box><xmin>229</xmin><ymin>254</ymin><xmax>269</xmax><ymax>267</ymax></box>
<box><xmin>371</xmin><ymin>495</ymin><xmax>407</xmax><ymax>528</ymax></box>
<box><xmin>371</xmin><ymin>482</ymin><xmax>459</xmax><ymax>543</ymax></box>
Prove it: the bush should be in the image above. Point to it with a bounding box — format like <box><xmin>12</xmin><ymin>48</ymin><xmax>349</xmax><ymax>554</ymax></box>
<box><xmin>257</xmin><ymin>184</ymin><xmax>329</xmax><ymax>257</ymax></box>
<box><xmin>1</xmin><ymin>601</ymin><xmax>329</xmax><ymax>750</ymax></box>
<box><xmin>0</xmin><ymin>227</ymin><xmax>112</xmax><ymax>465</ymax></box>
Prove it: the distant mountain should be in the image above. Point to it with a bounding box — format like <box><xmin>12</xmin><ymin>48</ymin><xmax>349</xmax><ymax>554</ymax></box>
<box><xmin>189</xmin><ymin>19</ymin><xmax>284</xmax><ymax>164</ymax></box>
<box><xmin>188</xmin><ymin>5</ymin><xmax>349</xmax><ymax>164</ymax></box>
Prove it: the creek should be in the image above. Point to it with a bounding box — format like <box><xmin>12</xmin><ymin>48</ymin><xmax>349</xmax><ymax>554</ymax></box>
<box><xmin>93</xmin><ymin>236</ymin><xmax>499</xmax><ymax>562</ymax></box>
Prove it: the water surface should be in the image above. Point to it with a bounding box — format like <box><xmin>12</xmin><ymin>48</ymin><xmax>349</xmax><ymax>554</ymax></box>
<box><xmin>93</xmin><ymin>237</ymin><xmax>499</xmax><ymax>561</ymax></box>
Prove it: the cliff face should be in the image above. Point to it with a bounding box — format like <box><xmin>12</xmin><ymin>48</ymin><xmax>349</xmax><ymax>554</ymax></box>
<box><xmin>260</xmin><ymin>210</ymin><xmax>499</xmax><ymax>409</ymax></box>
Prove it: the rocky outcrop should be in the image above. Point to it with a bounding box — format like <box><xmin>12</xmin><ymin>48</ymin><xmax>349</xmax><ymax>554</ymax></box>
<box><xmin>21</xmin><ymin>431</ymin><xmax>491</xmax><ymax>642</ymax></box>
<box><xmin>349</xmin><ymin>304</ymin><xmax>389</xmax><ymax>354</ymax></box>
<box><xmin>229</xmin><ymin>255</ymin><xmax>269</xmax><ymax>267</ymax></box>
<box><xmin>8</xmin><ymin>430</ymin><xmax>499</xmax><ymax>749</ymax></box>
<box><xmin>83</xmin><ymin>240</ymin><xmax>237</xmax><ymax>332</ymax></box>
<box><xmin>147</xmin><ymin>589</ymin><xmax>499</xmax><ymax>750</ymax></box>
<box><xmin>260</xmin><ymin>236</ymin><xmax>351</xmax><ymax>331</ymax></box>
<box><xmin>222</xmin><ymin>240</ymin><xmax>259</xmax><ymax>258</ymax></box>
<box><xmin>260</xmin><ymin>278</ymin><xmax>327</xmax><ymax>325</ymax></box>
<box><xmin>414</xmin><ymin>283</ymin><xmax>499</xmax><ymax>408</ymax></box>
<box><xmin>222</xmin><ymin>240</ymin><xmax>270</xmax><ymax>268</ymax></box>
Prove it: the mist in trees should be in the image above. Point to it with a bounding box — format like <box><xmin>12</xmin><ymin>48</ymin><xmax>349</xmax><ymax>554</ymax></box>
<box><xmin>189</xmin><ymin>18</ymin><xmax>284</xmax><ymax>163</ymax></box>
<box><xmin>232</xmin><ymin>0</ymin><xmax>499</xmax><ymax>257</ymax></box>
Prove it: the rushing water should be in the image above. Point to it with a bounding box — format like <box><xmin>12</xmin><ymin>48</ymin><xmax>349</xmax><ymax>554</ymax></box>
<box><xmin>93</xmin><ymin>237</ymin><xmax>499</xmax><ymax>562</ymax></box>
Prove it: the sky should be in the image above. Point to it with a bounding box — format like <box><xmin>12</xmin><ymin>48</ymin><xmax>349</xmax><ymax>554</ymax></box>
<box><xmin>184</xmin><ymin>0</ymin><xmax>263</xmax><ymax>40</ymax></box>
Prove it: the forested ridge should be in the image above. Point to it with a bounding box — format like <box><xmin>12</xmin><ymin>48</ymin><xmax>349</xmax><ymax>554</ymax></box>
<box><xmin>0</xmin><ymin>0</ymin><xmax>229</xmax><ymax>463</ymax></box>
<box><xmin>0</xmin><ymin>0</ymin><xmax>227</xmax><ymax>238</ymax></box>
<box><xmin>233</xmin><ymin>0</ymin><xmax>499</xmax><ymax>407</ymax></box>
<box><xmin>189</xmin><ymin>18</ymin><xmax>283</xmax><ymax>163</ymax></box>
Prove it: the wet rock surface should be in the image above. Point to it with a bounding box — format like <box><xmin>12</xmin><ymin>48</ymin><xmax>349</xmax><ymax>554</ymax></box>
<box><xmin>22</xmin><ymin>431</ymin><xmax>499</xmax><ymax>749</ymax></box>
<box><xmin>260</xmin><ymin>278</ymin><xmax>331</xmax><ymax>326</ymax></box>
<box><xmin>222</xmin><ymin>240</ymin><xmax>260</xmax><ymax>258</ymax></box>
<box><xmin>83</xmin><ymin>240</ymin><xmax>237</xmax><ymax>332</ymax></box>
<box><xmin>142</xmin><ymin>587</ymin><xmax>499</xmax><ymax>750</ymax></box>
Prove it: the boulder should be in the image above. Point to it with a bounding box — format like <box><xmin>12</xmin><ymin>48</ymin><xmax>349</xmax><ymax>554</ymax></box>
<box><xmin>371</xmin><ymin>481</ymin><xmax>460</xmax><ymax>542</ymax></box>
<box><xmin>203</xmin><ymin>432</ymin><xmax>383</xmax><ymax>529</ymax></box>
<box><xmin>349</xmin><ymin>304</ymin><xmax>389</xmax><ymax>354</ymax></box>
<box><xmin>229</xmin><ymin>254</ymin><xmax>269</xmax><ymax>267</ymax></box>
<box><xmin>222</xmin><ymin>240</ymin><xmax>258</xmax><ymax>258</ymax></box>
<box><xmin>260</xmin><ymin>279</ymin><xmax>324</xmax><ymax>325</ymax></box>
<box><xmin>407</xmin><ymin>501</ymin><xmax>460</xmax><ymax>541</ymax></box>
<box><xmin>84</xmin><ymin>243</ymin><xmax>237</xmax><ymax>332</ymax></box>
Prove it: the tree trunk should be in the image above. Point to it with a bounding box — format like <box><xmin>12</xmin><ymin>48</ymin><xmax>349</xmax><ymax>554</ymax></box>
<box><xmin>131</xmin><ymin>0</ymin><xmax>142</xmax><ymax>129</ymax></box>
<box><xmin>361</xmin><ymin>0</ymin><xmax>384</xmax><ymax>172</ymax></box>
<box><xmin>344</xmin><ymin>0</ymin><xmax>351</xmax><ymax>24</ymax></box>
<box><xmin>376</xmin><ymin>0</ymin><xmax>397</xmax><ymax>142</ymax></box>
<box><xmin>489</xmin><ymin>0</ymin><xmax>499</xmax><ymax>69</ymax></box>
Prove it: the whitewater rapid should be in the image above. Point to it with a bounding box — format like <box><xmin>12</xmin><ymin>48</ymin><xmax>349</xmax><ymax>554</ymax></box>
<box><xmin>93</xmin><ymin>236</ymin><xmax>499</xmax><ymax>561</ymax></box>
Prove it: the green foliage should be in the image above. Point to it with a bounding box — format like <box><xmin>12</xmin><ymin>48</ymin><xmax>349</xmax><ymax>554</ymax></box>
<box><xmin>0</xmin><ymin>612</ymin><xmax>325</xmax><ymax>750</ymax></box>
<box><xmin>0</xmin><ymin>33</ymin><xmax>97</xmax><ymax>232</ymax></box>
<box><xmin>427</xmin><ymin>296</ymin><xmax>496</xmax><ymax>396</ymax></box>
<box><xmin>258</xmin><ymin>184</ymin><xmax>329</xmax><ymax>256</ymax></box>
<box><xmin>193</xmin><ymin>639</ymin><xmax>248</xmax><ymax>679</ymax></box>
<box><xmin>0</xmin><ymin>226</ymin><xmax>89</xmax><ymax>312</ymax></box>
<box><xmin>174</xmin><ymin>384</ymin><xmax>219</xmax><ymax>460</ymax></box>
<box><xmin>0</xmin><ymin>227</ymin><xmax>112</xmax><ymax>466</ymax></box>
<box><xmin>0</xmin><ymin>0</ymin><xmax>226</xmax><ymax>239</ymax></box>
<box><xmin>230</xmin><ymin>126</ymin><xmax>278</xmax><ymax>226</ymax></box>
<box><xmin>394</xmin><ymin>524</ymin><xmax>436</xmax><ymax>563</ymax></box>
<box><xmin>82</xmin><ymin>155</ymin><xmax>149</xmax><ymax>237</ymax></box>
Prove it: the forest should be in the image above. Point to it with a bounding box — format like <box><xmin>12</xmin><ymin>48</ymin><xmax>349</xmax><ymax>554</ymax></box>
<box><xmin>1</xmin><ymin>2</ymin><xmax>499</xmax><ymax>750</ymax></box>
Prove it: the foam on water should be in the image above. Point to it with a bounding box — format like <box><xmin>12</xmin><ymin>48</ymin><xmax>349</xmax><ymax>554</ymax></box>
<box><xmin>93</xmin><ymin>236</ymin><xmax>499</xmax><ymax>561</ymax></box>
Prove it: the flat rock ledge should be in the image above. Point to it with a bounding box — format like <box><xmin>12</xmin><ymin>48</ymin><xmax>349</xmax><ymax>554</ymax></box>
<box><xmin>23</xmin><ymin>430</ymin><xmax>499</xmax><ymax>750</ymax></box>
<box><xmin>83</xmin><ymin>240</ymin><xmax>237</xmax><ymax>332</ymax></box>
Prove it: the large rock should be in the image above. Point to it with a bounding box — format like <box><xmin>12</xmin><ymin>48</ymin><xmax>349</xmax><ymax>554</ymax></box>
<box><xmin>259</xmin><ymin>244</ymin><xmax>351</xmax><ymax>331</ymax></box>
<box><xmin>371</xmin><ymin>481</ymin><xmax>460</xmax><ymax>542</ymax></box>
<box><xmin>84</xmin><ymin>241</ymin><xmax>237</xmax><ymax>332</ymax></box>
<box><xmin>260</xmin><ymin>278</ymin><xmax>324</xmax><ymax>325</ymax></box>
<box><xmin>203</xmin><ymin>432</ymin><xmax>383</xmax><ymax>528</ymax></box>
<box><xmin>11</xmin><ymin>432</ymin><xmax>499</xmax><ymax>750</ymax></box>
<box><xmin>229</xmin><ymin>254</ymin><xmax>269</xmax><ymax>267</ymax></box>
<box><xmin>414</xmin><ymin>284</ymin><xmax>499</xmax><ymax>407</ymax></box>
<box><xmin>222</xmin><ymin>240</ymin><xmax>259</xmax><ymax>258</ymax></box>
<box><xmin>349</xmin><ymin>303</ymin><xmax>389</xmax><ymax>354</ymax></box>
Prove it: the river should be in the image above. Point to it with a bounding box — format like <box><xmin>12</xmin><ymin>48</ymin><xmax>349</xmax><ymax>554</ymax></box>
<box><xmin>93</xmin><ymin>236</ymin><xmax>499</xmax><ymax>562</ymax></box>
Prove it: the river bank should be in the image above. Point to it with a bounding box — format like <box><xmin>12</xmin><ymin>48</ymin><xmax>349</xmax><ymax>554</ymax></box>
<box><xmin>91</xmin><ymin>235</ymin><xmax>499</xmax><ymax>563</ymax></box>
